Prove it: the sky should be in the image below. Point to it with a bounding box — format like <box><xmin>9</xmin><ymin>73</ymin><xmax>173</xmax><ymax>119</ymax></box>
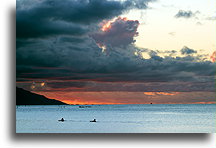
<box><xmin>16</xmin><ymin>0</ymin><xmax>216</xmax><ymax>104</ymax></box>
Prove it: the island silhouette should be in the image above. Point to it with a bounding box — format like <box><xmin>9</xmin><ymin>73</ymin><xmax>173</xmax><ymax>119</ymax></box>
<box><xmin>16</xmin><ymin>87</ymin><xmax>67</xmax><ymax>105</ymax></box>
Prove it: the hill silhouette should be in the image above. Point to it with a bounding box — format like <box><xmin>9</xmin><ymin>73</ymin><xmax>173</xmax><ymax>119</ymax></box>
<box><xmin>16</xmin><ymin>87</ymin><xmax>67</xmax><ymax>105</ymax></box>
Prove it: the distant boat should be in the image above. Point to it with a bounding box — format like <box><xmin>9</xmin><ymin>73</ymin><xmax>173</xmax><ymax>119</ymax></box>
<box><xmin>90</xmin><ymin>119</ymin><xmax>96</xmax><ymax>122</ymax></box>
<box><xmin>79</xmin><ymin>105</ymin><xmax>91</xmax><ymax>108</ymax></box>
<box><xmin>58</xmin><ymin>118</ymin><xmax>65</xmax><ymax>122</ymax></box>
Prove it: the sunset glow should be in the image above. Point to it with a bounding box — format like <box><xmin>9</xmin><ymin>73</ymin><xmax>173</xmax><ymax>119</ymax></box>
<box><xmin>143</xmin><ymin>92</ymin><xmax>180</xmax><ymax>96</ymax></box>
<box><xmin>210</xmin><ymin>51</ymin><xmax>216</xmax><ymax>63</ymax></box>
<box><xmin>101</xmin><ymin>21</ymin><xmax>112</xmax><ymax>32</ymax></box>
<box><xmin>101</xmin><ymin>17</ymin><xmax>129</xmax><ymax>32</ymax></box>
<box><xmin>33</xmin><ymin>91</ymin><xmax>215</xmax><ymax>105</ymax></box>
<box><xmin>41</xmin><ymin>82</ymin><xmax>45</xmax><ymax>87</ymax></box>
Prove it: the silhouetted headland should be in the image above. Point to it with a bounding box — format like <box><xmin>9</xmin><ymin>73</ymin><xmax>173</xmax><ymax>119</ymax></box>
<box><xmin>16</xmin><ymin>87</ymin><xmax>67</xmax><ymax>105</ymax></box>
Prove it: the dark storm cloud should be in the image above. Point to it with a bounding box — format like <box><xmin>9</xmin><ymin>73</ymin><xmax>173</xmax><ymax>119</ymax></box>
<box><xmin>175</xmin><ymin>10</ymin><xmax>197</xmax><ymax>19</ymax></box>
<box><xmin>48</xmin><ymin>81</ymin><xmax>87</xmax><ymax>89</ymax></box>
<box><xmin>16</xmin><ymin>36</ymin><xmax>215</xmax><ymax>85</ymax></box>
<box><xmin>16</xmin><ymin>18</ymin><xmax>89</xmax><ymax>38</ymax></box>
<box><xmin>91</xmin><ymin>17</ymin><xmax>139</xmax><ymax>47</ymax></box>
<box><xmin>16</xmin><ymin>24</ymin><xmax>215</xmax><ymax>92</ymax></box>
<box><xmin>17</xmin><ymin>0</ymin><xmax>154</xmax><ymax>39</ymax></box>
<box><xmin>16</xmin><ymin>80</ymin><xmax>215</xmax><ymax>92</ymax></box>
<box><xmin>180</xmin><ymin>46</ymin><xmax>197</xmax><ymax>55</ymax></box>
<box><xmin>16</xmin><ymin>0</ymin><xmax>215</xmax><ymax>92</ymax></box>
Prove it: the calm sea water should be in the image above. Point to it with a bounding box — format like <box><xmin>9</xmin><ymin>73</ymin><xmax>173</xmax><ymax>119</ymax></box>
<box><xmin>16</xmin><ymin>104</ymin><xmax>216</xmax><ymax>133</ymax></box>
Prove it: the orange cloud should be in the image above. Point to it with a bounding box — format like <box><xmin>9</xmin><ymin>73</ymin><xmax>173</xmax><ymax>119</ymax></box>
<box><xmin>143</xmin><ymin>92</ymin><xmax>179</xmax><ymax>96</ymax></box>
<box><xmin>210</xmin><ymin>51</ymin><xmax>215</xmax><ymax>62</ymax></box>
<box><xmin>143</xmin><ymin>92</ymin><xmax>157</xmax><ymax>96</ymax></box>
<box><xmin>101</xmin><ymin>21</ymin><xmax>112</xmax><ymax>32</ymax></box>
<box><xmin>101</xmin><ymin>17</ymin><xmax>129</xmax><ymax>32</ymax></box>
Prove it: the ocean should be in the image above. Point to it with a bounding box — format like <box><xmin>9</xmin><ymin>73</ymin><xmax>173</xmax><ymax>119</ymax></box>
<box><xmin>16</xmin><ymin>104</ymin><xmax>216</xmax><ymax>133</ymax></box>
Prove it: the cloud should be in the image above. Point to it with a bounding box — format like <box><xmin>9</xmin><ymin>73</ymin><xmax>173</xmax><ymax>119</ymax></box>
<box><xmin>206</xmin><ymin>16</ymin><xmax>216</xmax><ymax>21</ymax></box>
<box><xmin>168</xmin><ymin>32</ymin><xmax>176</xmax><ymax>36</ymax></box>
<box><xmin>196</xmin><ymin>22</ymin><xmax>202</xmax><ymax>26</ymax></box>
<box><xmin>16</xmin><ymin>20</ymin><xmax>215</xmax><ymax>91</ymax></box>
<box><xmin>180</xmin><ymin>46</ymin><xmax>197</xmax><ymax>55</ymax></box>
<box><xmin>16</xmin><ymin>0</ymin><xmax>215</xmax><ymax>93</ymax></box>
<box><xmin>210</xmin><ymin>51</ymin><xmax>215</xmax><ymax>63</ymax></box>
<box><xmin>17</xmin><ymin>80</ymin><xmax>215</xmax><ymax>92</ymax></box>
<box><xmin>91</xmin><ymin>17</ymin><xmax>139</xmax><ymax>47</ymax></box>
<box><xmin>143</xmin><ymin>92</ymin><xmax>179</xmax><ymax>96</ymax></box>
<box><xmin>17</xmin><ymin>0</ymin><xmax>154</xmax><ymax>39</ymax></box>
<box><xmin>175</xmin><ymin>10</ymin><xmax>198</xmax><ymax>19</ymax></box>
<box><xmin>16</xmin><ymin>37</ymin><xmax>215</xmax><ymax>88</ymax></box>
